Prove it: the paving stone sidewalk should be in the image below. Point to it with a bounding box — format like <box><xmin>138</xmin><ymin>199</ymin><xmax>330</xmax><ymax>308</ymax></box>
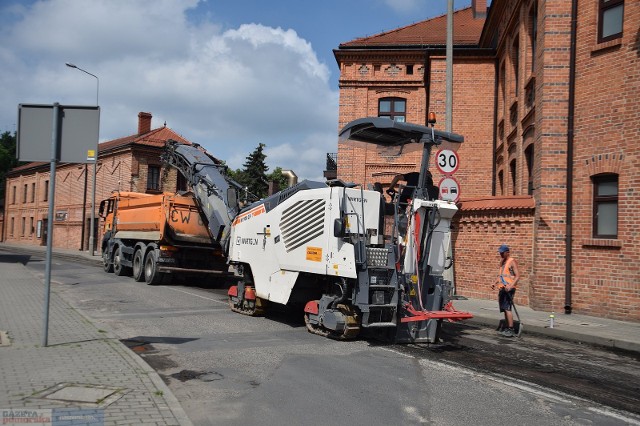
<box><xmin>0</xmin><ymin>254</ymin><xmax>192</xmax><ymax>425</ymax></box>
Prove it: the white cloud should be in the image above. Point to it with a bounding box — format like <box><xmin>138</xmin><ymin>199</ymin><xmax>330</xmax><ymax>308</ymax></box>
<box><xmin>382</xmin><ymin>0</ymin><xmax>429</xmax><ymax>14</ymax></box>
<box><xmin>0</xmin><ymin>0</ymin><xmax>338</xmax><ymax>181</ymax></box>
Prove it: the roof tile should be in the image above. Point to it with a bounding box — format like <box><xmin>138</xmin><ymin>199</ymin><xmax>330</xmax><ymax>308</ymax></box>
<box><xmin>340</xmin><ymin>7</ymin><xmax>485</xmax><ymax>48</ymax></box>
<box><xmin>458</xmin><ymin>196</ymin><xmax>535</xmax><ymax>211</ymax></box>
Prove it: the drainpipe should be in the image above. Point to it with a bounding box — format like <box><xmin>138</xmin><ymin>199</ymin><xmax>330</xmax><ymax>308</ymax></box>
<box><xmin>565</xmin><ymin>0</ymin><xmax>578</xmax><ymax>315</ymax></box>
<box><xmin>424</xmin><ymin>51</ymin><xmax>431</xmax><ymax>122</ymax></box>
<box><xmin>80</xmin><ymin>164</ymin><xmax>88</xmax><ymax>250</ymax></box>
<box><xmin>492</xmin><ymin>58</ymin><xmax>499</xmax><ymax>195</ymax></box>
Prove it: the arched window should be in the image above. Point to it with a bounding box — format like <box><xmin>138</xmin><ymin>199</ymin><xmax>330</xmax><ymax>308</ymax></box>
<box><xmin>592</xmin><ymin>174</ymin><xmax>618</xmax><ymax>238</ymax></box>
<box><xmin>498</xmin><ymin>170</ymin><xmax>504</xmax><ymax>196</ymax></box>
<box><xmin>525</xmin><ymin>145</ymin><xmax>534</xmax><ymax>195</ymax></box>
<box><xmin>378</xmin><ymin>97</ymin><xmax>406</xmax><ymax>122</ymax></box>
<box><xmin>528</xmin><ymin>1</ymin><xmax>538</xmax><ymax>73</ymax></box>
<box><xmin>512</xmin><ymin>35</ymin><xmax>520</xmax><ymax>97</ymax></box>
<box><xmin>509</xmin><ymin>159</ymin><xmax>517</xmax><ymax>195</ymax></box>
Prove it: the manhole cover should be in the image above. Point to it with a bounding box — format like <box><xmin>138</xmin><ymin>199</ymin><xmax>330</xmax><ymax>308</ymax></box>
<box><xmin>0</xmin><ymin>331</ymin><xmax>10</xmax><ymax>347</ymax></box>
<box><xmin>35</xmin><ymin>384</ymin><xmax>127</xmax><ymax>408</ymax></box>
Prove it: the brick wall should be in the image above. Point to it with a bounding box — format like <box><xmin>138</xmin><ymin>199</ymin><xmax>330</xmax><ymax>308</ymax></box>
<box><xmin>568</xmin><ymin>1</ymin><xmax>640</xmax><ymax>321</ymax></box>
<box><xmin>337</xmin><ymin>52</ymin><xmax>495</xmax><ymax>199</ymax></box>
<box><xmin>452</xmin><ymin>205</ymin><xmax>534</xmax><ymax>306</ymax></box>
<box><xmin>427</xmin><ymin>56</ymin><xmax>495</xmax><ymax>198</ymax></box>
<box><xmin>527</xmin><ymin>0</ymin><xmax>573</xmax><ymax>312</ymax></box>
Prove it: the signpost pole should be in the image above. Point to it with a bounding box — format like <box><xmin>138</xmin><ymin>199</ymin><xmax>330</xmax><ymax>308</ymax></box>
<box><xmin>42</xmin><ymin>103</ymin><xmax>60</xmax><ymax>348</ymax></box>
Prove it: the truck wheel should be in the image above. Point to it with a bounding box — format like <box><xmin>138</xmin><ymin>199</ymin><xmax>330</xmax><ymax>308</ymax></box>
<box><xmin>132</xmin><ymin>249</ymin><xmax>145</xmax><ymax>282</ymax></box>
<box><xmin>102</xmin><ymin>250</ymin><xmax>113</xmax><ymax>273</ymax></box>
<box><xmin>113</xmin><ymin>246</ymin><xmax>130</xmax><ymax>276</ymax></box>
<box><xmin>144</xmin><ymin>252</ymin><xmax>164</xmax><ymax>285</ymax></box>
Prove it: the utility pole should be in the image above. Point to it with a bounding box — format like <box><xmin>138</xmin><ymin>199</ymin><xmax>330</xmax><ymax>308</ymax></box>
<box><xmin>446</xmin><ymin>0</ymin><xmax>454</xmax><ymax>133</ymax></box>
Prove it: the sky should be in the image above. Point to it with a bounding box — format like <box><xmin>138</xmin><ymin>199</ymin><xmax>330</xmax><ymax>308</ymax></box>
<box><xmin>0</xmin><ymin>0</ymin><xmax>473</xmax><ymax>180</ymax></box>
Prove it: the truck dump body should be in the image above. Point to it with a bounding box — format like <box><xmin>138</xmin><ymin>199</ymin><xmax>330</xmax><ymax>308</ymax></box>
<box><xmin>113</xmin><ymin>192</ymin><xmax>213</xmax><ymax>246</ymax></box>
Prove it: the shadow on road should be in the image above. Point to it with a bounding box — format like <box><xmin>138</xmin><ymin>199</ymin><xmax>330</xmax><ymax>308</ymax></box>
<box><xmin>0</xmin><ymin>253</ymin><xmax>32</xmax><ymax>265</ymax></box>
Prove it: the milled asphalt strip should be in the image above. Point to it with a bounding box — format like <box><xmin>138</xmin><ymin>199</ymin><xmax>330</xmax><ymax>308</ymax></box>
<box><xmin>381</xmin><ymin>346</ymin><xmax>640</xmax><ymax>425</ymax></box>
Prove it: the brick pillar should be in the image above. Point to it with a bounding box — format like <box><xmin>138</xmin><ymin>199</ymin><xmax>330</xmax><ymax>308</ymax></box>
<box><xmin>530</xmin><ymin>1</ymin><xmax>572</xmax><ymax>312</ymax></box>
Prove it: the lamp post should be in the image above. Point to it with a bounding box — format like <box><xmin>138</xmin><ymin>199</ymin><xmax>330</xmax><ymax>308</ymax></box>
<box><xmin>66</xmin><ymin>62</ymin><xmax>99</xmax><ymax>256</ymax></box>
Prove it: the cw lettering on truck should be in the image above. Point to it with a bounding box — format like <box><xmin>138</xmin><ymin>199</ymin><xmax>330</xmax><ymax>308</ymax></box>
<box><xmin>169</xmin><ymin>209</ymin><xmax>204</xmax><ymax>225</ymax></box>
<box><xmin>232</xmin><ymin>205</ymin><xmax>266</xmax><ymax>226</ymax></box>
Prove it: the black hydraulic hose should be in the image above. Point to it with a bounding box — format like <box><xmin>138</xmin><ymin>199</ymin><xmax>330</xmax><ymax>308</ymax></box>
<box><xmin>330</xmin><ymin>278</ymin><xmax>348</xmax><ymax>309</ymax></box>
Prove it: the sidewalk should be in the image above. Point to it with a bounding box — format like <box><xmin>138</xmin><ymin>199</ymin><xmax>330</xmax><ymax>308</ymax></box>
<box><xmin>0</xmin><ymin>245</ymin><xmax>193</xmax><ymax>425</ymax></box>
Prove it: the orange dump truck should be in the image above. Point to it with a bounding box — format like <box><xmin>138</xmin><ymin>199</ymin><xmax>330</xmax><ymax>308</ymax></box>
<box><xmin>99</xmin><ymin>191</ymin><xmax>229</xmax><ymax>284</ymax></box>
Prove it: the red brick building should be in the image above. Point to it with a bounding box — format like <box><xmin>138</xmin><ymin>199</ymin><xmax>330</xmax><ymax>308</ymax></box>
<box><xmin>3</xmin><ymin>112</ymin><xmax>189</xmax><ymax>250</ymax></box>
<box><xmin>334</xmin><ymin>0</ymin><xmax>639</xmax><ymax>321</ymax></box>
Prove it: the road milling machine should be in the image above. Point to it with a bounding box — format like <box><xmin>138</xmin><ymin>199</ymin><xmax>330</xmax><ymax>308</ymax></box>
<box><xmin>227</xmin><ymin>117</ymin><xmax>472</xmax><ymax>343</ymax></box>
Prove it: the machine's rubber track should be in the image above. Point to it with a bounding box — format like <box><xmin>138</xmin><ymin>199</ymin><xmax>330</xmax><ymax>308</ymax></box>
<box><xmin>304</xmin><ymin>304</ymin><xmax>360</xmax><ymax>340</ymax></box>
<box><xmin>228</xmin><ymin>295</ymin><xmax>265</xmax><ymax>316</ymax></box>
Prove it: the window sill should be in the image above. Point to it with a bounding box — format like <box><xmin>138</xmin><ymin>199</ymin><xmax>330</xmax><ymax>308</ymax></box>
<box><xmin>591</xmin><ymin>38</ymin><xmax>622</xmax><ymax>54</ymax></box>
<box><xmin>581</xmin><ymin>238</ymin><xmax>622</xmax><ymax>248</ymax></box>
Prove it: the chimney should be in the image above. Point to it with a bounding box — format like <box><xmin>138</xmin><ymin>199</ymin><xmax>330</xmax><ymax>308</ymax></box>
<box><xmin>138</xmin><ymin>112</ymin><xmax>152</xmax><ymax>135</ymax></box>
<box><xmin>472</xmin><ymin>0</ymin><xmax>487</xmax><ymax>19</ymax></box>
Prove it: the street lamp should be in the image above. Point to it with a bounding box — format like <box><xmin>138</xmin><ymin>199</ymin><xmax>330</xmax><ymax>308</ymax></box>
<box><xmin>66</xmin><ymin>62</ymin><xmax>99</xmax><ymax>256</ymax></box>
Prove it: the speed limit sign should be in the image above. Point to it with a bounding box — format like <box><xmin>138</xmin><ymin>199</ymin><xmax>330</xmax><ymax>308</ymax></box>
<box><xmin>435</xmin><ymin>149</ymin><xmax>459</xmax><ymax>175</ymax></box>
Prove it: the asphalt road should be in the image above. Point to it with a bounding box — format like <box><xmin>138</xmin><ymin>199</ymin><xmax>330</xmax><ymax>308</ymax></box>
<box><xmin>9</xmin><ymin>248</ymin><xmax>640</xmax><ymax>426</ymax></box>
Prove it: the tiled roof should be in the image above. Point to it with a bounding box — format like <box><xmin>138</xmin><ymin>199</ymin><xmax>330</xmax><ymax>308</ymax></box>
<box><xmin>339</xmin><ymin>7</ymin><xmax>484</xmax><ymax>48</ymax></box>
<box><xmin>458</xmin><ymin>196</ymin><xmax>535</xmax><ymax>211</ymax></box>
<box><xmin>99</xmin><ymin>126</ymin><xmax>191</xmax><ymax>152</ymax></box>
<box><xmin>8</xmin><ymin>161</ymin><xmax>48</xmax><ymax>173</ymax></box>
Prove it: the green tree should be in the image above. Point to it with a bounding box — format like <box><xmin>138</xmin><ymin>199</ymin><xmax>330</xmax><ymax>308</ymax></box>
<box><xmin>226</xmin><ymin>144</ymin><xmax>292</xmax><ymax>202</ymax></box>
<box><xmin>267</xmin><ymin>167</ymin><xmax>289</xmax><ymax>192</ymax></box>
<box><xmin>0</xmin><ymin>131</ymin><xmax>19</xmax><ymax>202</ymax></box>
<box><xmin>241</xmin><ymin>143</ymin><xmax>269</xmax><ymax>199</ymax></box>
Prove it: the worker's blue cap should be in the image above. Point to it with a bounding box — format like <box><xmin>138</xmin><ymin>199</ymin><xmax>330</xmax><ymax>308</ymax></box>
<box><xmin>498</xmin><ymin>244</ymin><xmax>510</xmax><ymax>253</ymax></box>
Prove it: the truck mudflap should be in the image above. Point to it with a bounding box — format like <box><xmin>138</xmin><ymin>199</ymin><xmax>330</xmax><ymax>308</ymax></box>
<box><xmin>400</xmin><ymin>301</ymin><xmax>473</xmax><ymax>323</ymax></box>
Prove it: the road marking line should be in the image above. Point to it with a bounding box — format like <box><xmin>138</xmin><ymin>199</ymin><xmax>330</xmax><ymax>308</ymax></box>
<box><xmin>162</xmin><ymin>286</ymin><xmax>228</xmax><ymax>305</ymax></box>
<box><xmin>587</xmin><ymin>407</ymin><xmax>640</xmax><ymax>425</ymax></box>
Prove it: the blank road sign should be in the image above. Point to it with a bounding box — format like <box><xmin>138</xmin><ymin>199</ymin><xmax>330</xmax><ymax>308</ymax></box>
<box><xmin>17</xmin><ymin>104</ymin><xmax>100</xmax><ymax>163</ymax></box>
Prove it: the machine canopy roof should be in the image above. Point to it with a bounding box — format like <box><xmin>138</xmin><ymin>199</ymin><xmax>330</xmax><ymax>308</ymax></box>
<box><xmin>338</xmin><ymin>117</ymin><xmax>463</xmax><ymax>156</ymax></box>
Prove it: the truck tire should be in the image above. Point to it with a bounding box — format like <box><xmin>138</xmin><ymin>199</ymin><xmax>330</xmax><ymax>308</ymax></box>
<box><xmin>102</xmin><ymin>250</ymin><xmax>113</xmax><ymax>273</ymax></box>
<box><xmin>132</xmin><ymin>249</ymin><xmax>145</xmax><ymax>282</ymax></box>
<box><xmin>113</xmin><ymin>246</ymin><xmax>130</xmax><ymax>276</ymax></box>
<box><xmin>144</xmin><ymin>252</ymin><xmax>164</xmax><ymax>285</ymax></box>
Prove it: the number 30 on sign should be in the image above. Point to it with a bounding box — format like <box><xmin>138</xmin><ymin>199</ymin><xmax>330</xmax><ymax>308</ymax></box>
<box><xmin>435</xmin><ymin>149</ymin><xmax>459</xmax><ymax>175</ymax></box>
